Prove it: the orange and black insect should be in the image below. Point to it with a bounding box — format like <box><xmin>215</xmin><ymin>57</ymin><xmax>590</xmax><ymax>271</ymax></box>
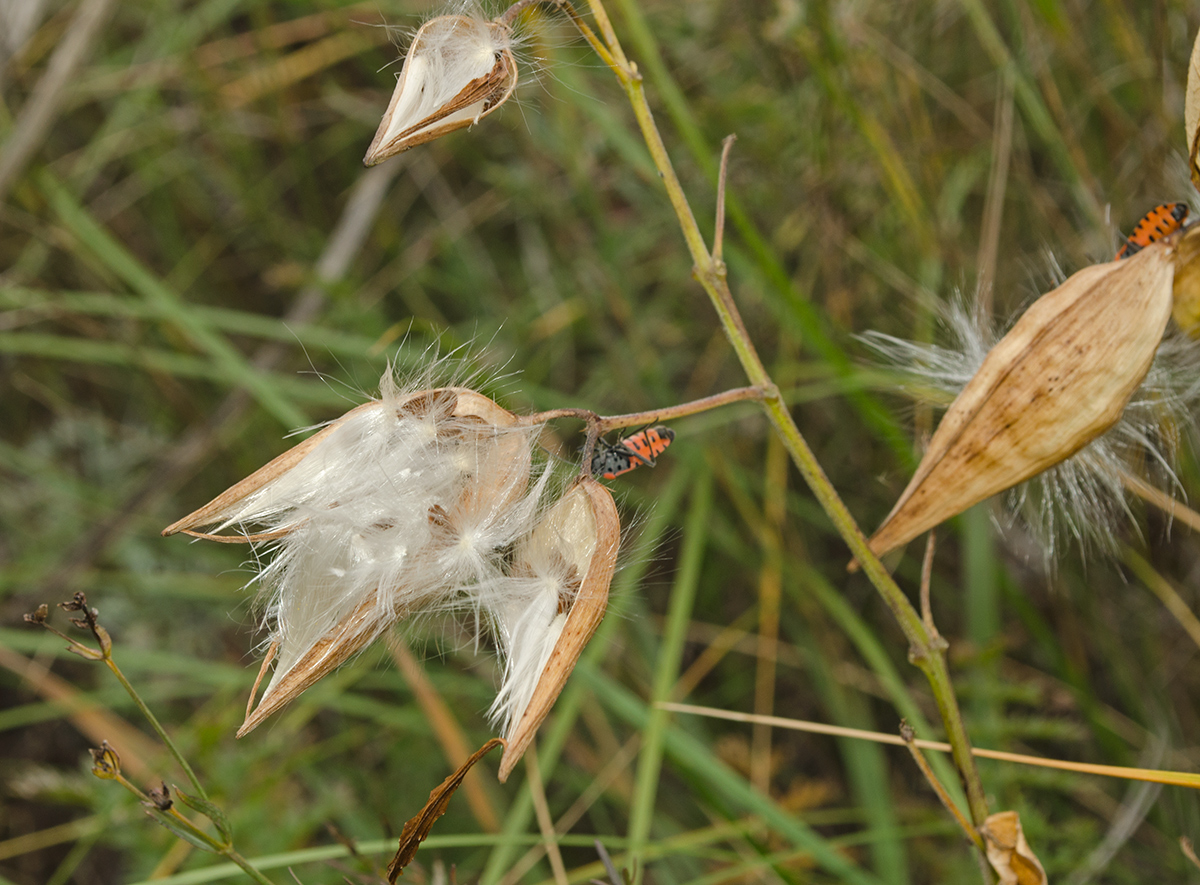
<box><xmin>1115</xmin><ymin>202</ymin><xmax>1189</xmax><ymax>259</ymax></box>
<box><xmin>590</xmin><ymin>425</ymin><xmax>675</xmax><ymax>479</ymax></box>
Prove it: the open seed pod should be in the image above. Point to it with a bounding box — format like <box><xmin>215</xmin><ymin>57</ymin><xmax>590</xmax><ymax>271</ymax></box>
<box><xmin>1171</xmin><ymin>224</ymin><xmax>1200</xmax><ymax>338</ymax></box>
<box><xmin>492</xmin><ymin>477</ymin><xmax>620</xmax><ymax>782</ymax></box>
<box><xmin>867</xmin><ymin>242</ymin><xmax>1176</xmax><ymax>560</ymax></box>
<box><xmin>1186</xmin><ymin>25</ymin><xmax>1200</xmax><ymax>190</ymax></box>
<box><xmin>163</xmin><ymin>385</ymin><xmax>546</xmax><ymax>736</ymax></box>
<box><xmin>982</xmin><ymin>811</ymin><xmax>1047</xmax><ymax>885</ymax></box>
<box><xmin>363</xmin><ymin>15</ymin><xmax>517</xmax><ymax>166</ymax></box>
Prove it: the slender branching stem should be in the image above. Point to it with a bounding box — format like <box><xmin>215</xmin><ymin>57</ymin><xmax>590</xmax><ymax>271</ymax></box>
<box><xmin>521</xmin><ymin>387</ymin><xmax>764</xmax><ymax>479</ymax></box>
<box><xmin>521</xmin><ymin>386</ymin><xmax>763</xmax><ymax>432</ymax></box>
<box><xmin>594</xmin><ymin>385</ymin><xmax>763</xmax><ymax>433</ymax></box>
<box><xmin>572</xmin><ymin>0</ymin><xmax>991</xmax><ymax>831</ymax></box>
<box><xmin>222</xmin><ymin>849</ymin><xmax>277</xmax><ymax>885</ymax></box>
<box><xmin>713</xmin><ymin>135</ymin><xmax>735</xmax><ymax>264</ymax></box>
<box><xmin>516</xmin><ymin>407</ymin><xmax>598</xmax><ymax>426</ymax></box>
<box><xmin>101</xmin><ymin>657</ymin><xmax>209</xmax><ymax>802</ymax></box>
<box><xmin>901</xmin><ymin>722</ymin><xmax>986</xmax><ymax>851</ymax></box>
<box><xmin>920</xmin><ymin>531</ymin><xmax>940</xmax><ymax>638</ymax></box>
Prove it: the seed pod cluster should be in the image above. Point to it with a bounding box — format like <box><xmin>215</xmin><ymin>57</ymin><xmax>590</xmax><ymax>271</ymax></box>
<box><xmin>165</xmin><ymin>376</ymin><xmax>619</xmax><ymax>773</ymax></box>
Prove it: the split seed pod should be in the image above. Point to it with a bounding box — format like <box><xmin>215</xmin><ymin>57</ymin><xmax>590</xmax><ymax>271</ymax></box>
<box><xmin>1185</xmin><ymin>25</ymin><xmax>1200</xmax><ymax>191</ymax></box>
<box><xmin>363</xmin><ymin>14</ymin><xmax>517</xmax><ymax>166</ymax></box>
<box><xmin>982</xmin><ymin>811</ymin><xmax>1048</xmax><ymax>885</ymax></box>
<box><xmin>487</xmin><ymin>477</ymin><xmax>620</xmax><ymax>782</ymax></box>
<box><xmin>1171</xmin><ymin>224</ymin><xmax>1200</xmax><ymax>338</ymax></box>
<box><xmin>163</xmin><ymin>384</ymin><xmax>547</xmax><ymax>736</ymax></box>
<box><xmin>868</xmin><ymin>243</ymin><xmax>1176</xmax><ymax>560</ymax></box>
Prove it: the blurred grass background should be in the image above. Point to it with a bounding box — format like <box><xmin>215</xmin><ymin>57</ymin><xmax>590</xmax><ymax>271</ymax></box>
<box><xmin>2</xmin><ymin>0</ymin><xmax>1200</xmax><ymax>882</ymax></box>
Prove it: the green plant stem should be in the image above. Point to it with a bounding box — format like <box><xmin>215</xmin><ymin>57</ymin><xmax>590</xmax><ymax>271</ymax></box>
<box><xmin>219</xmin><ymin>851</ymin><xmax>275</xmax><ymax>885</ymax></box>
<box><xmin>580</xmin><ymin>0</ymin><xmax>990</xmax><ymax>832</ymax></box>
<box><xmin>102</xmin><ymin>657</ymin><xmax>210</xmax><ymax>803</ymax></box>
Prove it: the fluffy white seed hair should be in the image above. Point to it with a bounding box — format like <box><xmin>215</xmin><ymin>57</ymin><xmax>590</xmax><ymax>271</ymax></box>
<box><xmin>206</xmin><ymin>366</ymin><xmax>551</xmax><ymax>698</ymax></box>
<box><xmin>861</xmin><ymin>293</ymin><xmax>1200</xmax><ymax>561</ymax></box>
<box><xmin>375</xmin><ymin>8</ymin><xmax>514</xmax><ymax>146</ymax></box>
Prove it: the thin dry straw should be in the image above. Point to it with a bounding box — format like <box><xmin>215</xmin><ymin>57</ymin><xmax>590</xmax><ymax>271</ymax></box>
<box><xmin>660</xmin><ymin>702</ymin><xmax>1200</xmax><ymax>790</ymax></box>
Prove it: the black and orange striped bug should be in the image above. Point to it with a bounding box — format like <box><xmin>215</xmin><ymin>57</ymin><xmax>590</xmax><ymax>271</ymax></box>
<box><xmin>590</xmin><ymin>425</ymin><xmax>676</xmax><ymax>479</ymax></box>
<box><xmin>1115</xmin><ymin>202</ymin><xmax>1189</xmax><ymax>259</ymax></box>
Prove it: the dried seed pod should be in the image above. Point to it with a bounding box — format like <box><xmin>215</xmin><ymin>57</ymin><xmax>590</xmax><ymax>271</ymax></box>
<box><xmin>1172</xmin><ymin>223</ymin><xmax>1200</xmax><ymax>338</ymax></box>
<box><xmin>1186</xmin><ymin>26</ymin><xmax>1200</xmax><ymax>190</ymax></box>
<box><xmin>868</xmin><ymin>244</ymin><xmax>1176</xmax><ymax>560</ymax></box>
<box><xmin>491</xmin><ymin>477</ymin><xmax>620</xmax><ymax>782</ymax></box>
<box><xmin>363</xmin><ymin>14</ymin><xmax>517</xmax><ymax>166</ymax></box>
<box><xmin>164</xmin><ymin>384</ymin><xmax>549</xmax><ymax>736</ymax></box>
<box><xmin>982</xmin><ymin>811</ymin><xmax>1047</xmax><ymax>885</ymax></box>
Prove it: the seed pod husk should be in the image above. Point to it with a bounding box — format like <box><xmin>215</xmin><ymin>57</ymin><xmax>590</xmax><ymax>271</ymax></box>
<box><xmin>164</xmin><ymin>387</ymin><xmax>541</xmax><ymax>736</ymax></box>
<box><xmin>363</xmin><ymin>15</ymin><xmax>517</xmax><ymax>166</ymax></box>
<box><xmin>1172</xmin><ymin>223</ymin><xmax>1200</xmax><ymax>338</ymax></box>
<box><xmin>982</xmin><ymin>811</ymin><xmax>1047</xmax><ymax>885</ymax></box>
<box><xmin>868</xmin><ymin>243</ymin><xmax>1176</xmax><ymax>560</ymax></box>
<box><xmin>498</xmin><ymin>477</ymin><xmax>620</xmax><ymax>782</ymax></box>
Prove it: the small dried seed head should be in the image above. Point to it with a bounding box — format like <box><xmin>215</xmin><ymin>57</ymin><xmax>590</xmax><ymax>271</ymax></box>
<box><xmin>363</xmin><ymin>14</ymin><xmax>517</xmax><ymax>165</ymax></box>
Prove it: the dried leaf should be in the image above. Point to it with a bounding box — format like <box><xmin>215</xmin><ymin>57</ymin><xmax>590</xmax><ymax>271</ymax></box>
<box><xmin>498</xmin><ymin>477</ymin><xmax>620</xmax><ymax>782</ymax></box>
<box><xmin>982</xmin><ymin>811</ymin><xmax>1048</xmax><ymax>885</ymax></box>
<box><xmin>869</xmin><ymin>244</ymin><xmax>1175</xmax><ymax>559</ymax></box>
<box><xmin>387</xmin><ymin>738</ymin><xmax>505</xmax><ymax>882</ymax></box>
<box><xmin>1187</xmin><ymin>27</ymin><xmax>1200</xmax><ymax>190</ymax></box>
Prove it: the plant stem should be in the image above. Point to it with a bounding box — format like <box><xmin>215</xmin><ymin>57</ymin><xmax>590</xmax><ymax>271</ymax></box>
<box><xmin>577</xmin><ymin>0</ymin><xmax>991</xmax><ymax>831</ymax></box>
<box><xmin>901</xmin><ymin>723</ymin><xmax>985</xmax><ymax>852</ymax></box>
<box><xmin>221</xmin><ymin>850</ymin><xmax>277</xmax><ymax>885</ymax></box>
<box><xmin>103</xmin><ymin>657</ymin><xmax>210</xmax><ymax>803</ymax></box>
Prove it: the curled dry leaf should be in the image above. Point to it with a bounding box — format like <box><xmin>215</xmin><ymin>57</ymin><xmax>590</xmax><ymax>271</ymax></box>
<box><xmin>497</xmin><ymin>477</ymin><xmax>620</xmax><ymax>782</ymax></box>
<box><xmin>982</xmin><ymin>811</ymin><xmax>1048</xmax><ymax>885</ymax></box>
<box><xmin>363</xmin><ymin>14</ymin><xmax>517</xmax><ymax>166</ymax></box>
<box><xmin>868</xmin><ymin>243</ymin><xmax>1176</xmax><ymax>560</ymax></box>
<box><xmin>1187</xmin><ymin>26</ymin><xmax>1200</xmax><ymax>191</ymax></box>
<box><xmin>387</xmin><ymin>737</ymin><xmax>505</xmax><ymax>882</ymax></box>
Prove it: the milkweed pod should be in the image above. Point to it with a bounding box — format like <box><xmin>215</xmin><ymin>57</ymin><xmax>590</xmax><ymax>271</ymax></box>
<box><xmin>1171</xmin><ymin>223</ymin><xmax>1200</xmax><ymax>338</ymax></box>
<box><xmin>982</xmin><ymin>811</ymin><xmax>1047</xmax><ymax>885</ymax></box>
<box><xmin>163</xmin><ymin>385</ymin><xmax>545</xmax><ymax>737</ymax></box>
<box><xmin>362</xmin><ymin>14</ymin><xmax>517</xmax><ymax>166</ymax></box>
<box><xmin>1186</xmin><ymin>26</ymin><xmax>1200</xmax><ymax>190</ymax></box>
<box><xmin>496</xmin><ymin>477</ymin><xmax>620</xmax><ymax>782</ymax></box>
<box><xmin>867</xmin><ymin>243</ymin><xmax>1176</xmax><ymax>561</ymax></box>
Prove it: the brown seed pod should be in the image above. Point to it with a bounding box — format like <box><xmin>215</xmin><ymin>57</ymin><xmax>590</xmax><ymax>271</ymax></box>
<box><xmin>982</xmin><ymin>811</ymin><xmax>1047</xmax><ymax>885</ymax></box>
<box><xmin>363</xmin><ymin>15</ymin><xmax>517</xmax><ymax>166</ymax></box>
<box><xmin>163</xmin><ymin>386</ymin><xmax>547</xmax><ymax>737</ymax></box>
<box><xmin>497</xmin><ymin>477</ymin><xmax>620</xmax><ymax>782</ymax></box>
<box><xmin>868</xmin><ymin>243</ymin><xmax>1176</xmax><ymax>560</ymax></box>
<box><xmin>1172</xmin><ymin>223</ymin><xmax>1200</xmax><ymax>338</ymax></box>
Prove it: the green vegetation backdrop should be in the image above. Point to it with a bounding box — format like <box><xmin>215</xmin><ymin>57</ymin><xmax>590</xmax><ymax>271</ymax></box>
<box><xmin>2</xmin><ymin>0</ymin><xmax>1199</xmax><ymax>883</ymax></box>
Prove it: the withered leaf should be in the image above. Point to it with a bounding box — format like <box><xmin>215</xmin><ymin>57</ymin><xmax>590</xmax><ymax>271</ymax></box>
<box><xmin>982</xmin><ymin>811</ymin><xmax>1047</xmax><ymax>885</ymax></box>
<box><xmin>387</xmin><ymin>738</ymin><xmax>505</xmax><ymax>882</ymax></box>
